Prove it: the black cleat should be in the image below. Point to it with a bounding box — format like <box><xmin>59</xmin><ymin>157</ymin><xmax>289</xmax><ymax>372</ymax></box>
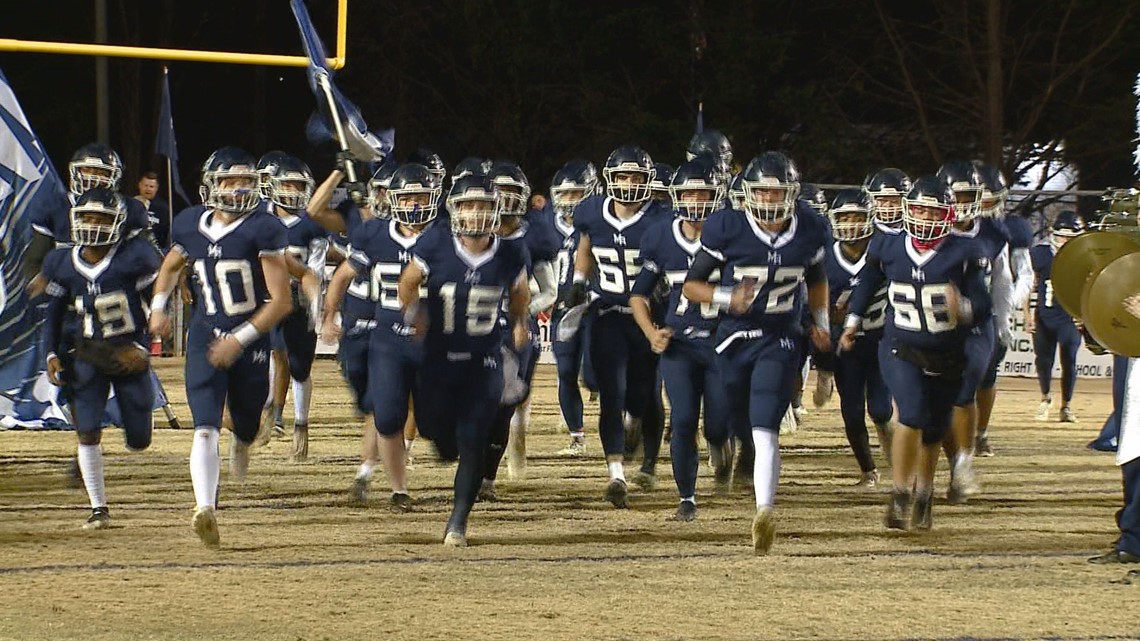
<box><xmin>976</xmin><ymin>430</ymin><xmax>994</xmax><ymax>457</ymax></box>
<box><xmin>885</xmin><ymin>490</ymin><xmax>912</xmax><ymax>531</ymax></box>
<box><xmin>389</xmin><ymin>492</ymin><xmax>412</xmax><ymax>513</ymax></box>
<box><xmin>350</xmin><ymin>476</ymin><xmax>370</xmax><ymax>505</ymax></box>
<box><xmin>912</xmin><ymin>495</ymin><xmax>932</xmax><ymax>531</ymax></box>
<box><xmin>669</xmin><ymin>500</ymin><xmax>697</xmax><ymax>522</ymax></box>
<box><xmin>605</xmin><ymin>478</ymin><xmax>630</xmax><ymax>509</ymax></box>
<box><xmin>83</xmin><ymin>506</ymin><xmax>110</xmax><ymax>530</ymax></box>
<box><xmin>476</xmin><ymin>480</ymin><xmax>498</xmax><ymax>503</ymax></box>
<box><xmin>1088</xmin><ymin>550</ymin><xmax>1140</xmax><ymax>564</ymax></box>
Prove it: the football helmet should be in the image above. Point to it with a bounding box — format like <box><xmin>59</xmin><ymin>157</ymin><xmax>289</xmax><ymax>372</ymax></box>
<box><xmin>973</xmin><ymin>161</ymin><xmax>1009</xmax><ymax>218</ymax></box>
<box><xmin>936</xmin><ymin>160</ymin><xmax>984</xmax><ymax>222</ymax></box>
<box><xmin>446</xmin><ymin>175</ymin><xmax>501</xmax><ymax>236</ymax></box>
<box><xmin>70</xmin><ymin>187</ymin><xmax>126</xmax><ymax>246</ymax></box>
<box><xmin>669</xmin><ymin>159</ymin><xmax>724</xmax><ymax>222</ymax></box>
<box><xmin>686</xmin><ymin>129</ymin><xmax>732</xmax><ymax>167</ymax></box>
<box><xmin>263</xmin><ymin>154</ymin><xmax>314</xmax><ymax>211</ymax></box>
<box><xmin>368</xmin><ymin>160</ymin><xmax>399</xmax><ymax>218</ymax></box>
<box><xmin>203</xmin><ymin>146</ymin><xmax>260</xmax><ymax>215</ymax></box>
<box><xmin>801</xmin><ymin>183</ymin><xmax>829</xmax><ymax>216</ymax></box>
<box><xmin>603</xmin><ymin>145</ymin><xmax>655</xmax><ymax>204</ymax></box>
<box><xmin>1050</xmin><ymin>210</ymin><xmax>1084</xmax><ymax>249</ymax></box>
<box><xmin>740</xmin><ymin>151</ymin><xmax>800</xmax><ymax>224</ymax></box>
<box><xmin>650</xmin><ymin>162</ymin><xmax>675</xmax><ymax>202</ymax></box>
<box><xmin>903</xmin><ymin>175</ymin><xmax>956</xmax><ymax>242</ymax></box>
<box><xmin>488</xmin><ymin>160</ymin><xmax>531</xmax><ymax>216</ymax></box>
<box><xmin>452</xmin><ymin>157</ymin><xmax>491</xmax><ymax>185</ymax></box>
<box><xmin>863</xmin><ymin>168</ymin><xmax>912</xmax><ymax>227</ymax></box>
<box><xmin>550</xmin><ymin>159</ymin><xmax>598</xmax><ymax>223</ymax></box>
<box><xmin>408</xmin><ymin>148</ymin><xmax>446</xmax><ymax>183</ymax></box>
<box><xmin>828</xmin><ymin>188</ymin><xmax>874</xmax><ymax>241</ymax></box>
<box><xmin>728</xmin><ymin>173</ymin><xmax>745</xmax><ymax>210</ymax></box>
<box><xmin>256</xmin><ymin>151</ymin><xmax>290</xmax><ymax>200</ymax></box>
<box><xmin>69</xmin><ymin>143</ymin><xmax>123</xmax><ymax>196</ymax></box>
<box><xmin>387</xmin><ymin>164</ymin><xmax>441</xmax><ymax>226</ymax></box>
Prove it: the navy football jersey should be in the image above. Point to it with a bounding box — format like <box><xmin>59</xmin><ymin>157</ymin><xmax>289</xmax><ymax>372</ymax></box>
<box><xmin>850</xmin><ymin>232</ymin><xmax>991</xmax><ymax>350</ymax></box>
<box><xmin>277</xmin><ymin>211</ymin><xmax>329</xmax><ymax>276</ymax></box>
<box><xmin>826</xmin><ymin>241</ymin><xmax>887</xmax><ymax>334</ymax></box>
<box><xmin>572</xmin><ymin>195</ymin><xmax>667</xmax><ymax>310</ymax></box>
<box><xmin>32</xmin><ymin>192</ymin><xmax>151</xmax><ymax>246</ymax></box>
<box><xmin>698</xmin><ymin>203</ymin><xmax>830</xmax><ymax>338</ymax></box>
<box><xmin>1030</xmin><ymin>242</ymin><xmax>1073</xmax><ymax>327</ymax></box>
<box><xmin>171</xmin><ymin>208</ymin><xmax>288</xmax><ymax>331</ymax></box>
<box><xmin>347</xmin><ymin>218</ymin><xmax>429</xmax><ymax>337</ymax></box>
<box><xmin>411</xmin><ymin>225</ymin><xmax>531</xmax><ymax>357</ymax></box>
<box><xmin>632</xmin><ymin>218</ymin><xmax>720</xmax><ymax>346</ymax></box>
<box><xmin>1004</xmin><ymin>215</ymin><xmax>1034</xmax><ymax>251</ymax></box>
<box><xmin>951</xmin><ymin>217</ymin><xmax>1009</xmax><ymax>318</ymax></box>
<box><xmin>552</xmin><ymin>215</ymin><xmax>581</xmax><ymax>301</ymax></box>
<box><xmin>41</xmin><ymin>236</ymin><xmax>161</xmax><ymax>352</ymax></box>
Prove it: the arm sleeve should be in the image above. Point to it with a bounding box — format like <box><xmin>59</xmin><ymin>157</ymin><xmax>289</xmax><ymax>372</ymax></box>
<box><xmin>1009</xmin><ymin>247</ymin><xmax>1033</xmax><ymax>308</ymax></box>
<box><xmin>40</xmin><ymin>255</ymin><xmax>65</xmax><ymax>359</ymax></box>
<box><xmin>528</xmin><ymin>260</ymin><xmax>558</xmax><ymax>315</ymax></box>
<box><xmin>21</xmin><ymin>230</ymin><xmax>56</xmax><ymax>282</ymax></box>
<box><xmin>684</xmin><ymin>249</ymin><xmax>723</xmax><ymax>283</ymax></box>
<box><xmin>990</xmin><ymin>245</ymin><xmax>1014</xmax><ymax>330</ymax></box>
<box><xmin>804</xmin><ymin>260</ymin><xmax>826</xmax><ymax>287</ymax></box>
<box><xmin>960</xmin><ymin>257</ymin><xmax>993</xmax><ymax>324</ymax></box>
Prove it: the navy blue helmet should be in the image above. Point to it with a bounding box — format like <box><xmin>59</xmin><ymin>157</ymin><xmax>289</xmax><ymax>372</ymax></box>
<box><xmin>452</xmin><ymin>157</ymin><xmax>491</xmax><ymax>185</ymax></box>
<box><xmin>669</xmin><ymin>159</ymin><xmax>723</xmax><ymax>221</ymax></box>
<box><xmin>487</xmin><ymin>160</ymin><xmax>531</xmax><ymax>216</ymax></box>
<box><xmin>261</xmin><ymin>154</ymin><xmax>314</xmax><ymax>211</ymax></box>
<box><xmin>603</xmin><ymin>145</ymin><xmax>655</xmax><ymax>204</ymax></box>
<box><xmin>550</xmin><ymin>159</ymin><xmax>598</xmax><ymax>222</ymax></box>
<box><xmin>973</xmin><ymin>161</ymin><xmax>1009</xmax><ymax>218</ymax></box>
<box><xmin>387</xmin><ymin>163</ymin><xmax>441</xmax><ymax>226</ymax></box>
<box><xmin>903</xmin><ymin>175</ymin><xmax>956</xmax><ymax>242</ymax></box>
<box><xmin>368</xmin><ymin>159</ymin><xmax>399</xmax><ymax>218</ymax></box>
<box><xmin>70</xmin><ymin>187</ymin><xmax>126</xmax><ymax>246</ymax></box>
<box><xmin>828</xmin><ymin>188</ymin><xmax>873</xmax><ymax>241</ymax></box>
<box><xmin>937</xmin><ymin>160</ymin><xmax>984</xmax><ymax>222</ymax></box>
<box><xmin>863</xmin><ymin>167</ymin><xmax>912</xmax><ymax>227</ymax></box>
<box><xmin>69</xmin><ymin>143</ymin><xmax>123</xmax><ymax>196</ymax></box>
<box><xmin>446</xmin><ymin>174</ymin><xmax>501</xmax><ymax>236</ymax></box>
<box><xmin>800</xmin><ymin>183</ymin><xmax>829</xmax><ymax>216</ymax></box>
<box><xmin>650</xmin><ymin>162</ymin><xmax>675</xmax><ymax>201</ymax></box>
<box><xmin>256</xmin><ymin>150</ymin><xmax>291</xmax><ymax>200</ymax></box>
<box><xmin>728</xmin><ymin>173</ymin><xmax>745</xmax><ymax>210</ymax></box>
<box><xmin>740</xmin><ymin>151</ymin><xmax>800</xmax><ymax>224</ymax></box>
<box><xmin>686</xmin><ymin>129</ymin><xmax>732</xmax><ymax>166</ymax></box>
<box><xmin>202</xmin><ymin>146</ymin><xmax>260</xmax><ymax>214</ymax></box>
<box><xmin>408</xmin><ymin>148</ymin><xmax>446</xmax><ymax>183</ymax></box>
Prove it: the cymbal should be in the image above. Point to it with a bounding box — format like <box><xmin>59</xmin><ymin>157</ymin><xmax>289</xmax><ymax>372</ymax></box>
<box><xmin>1082</xmin><ymin>252</ymin><xmax>1140</xmax><ymax>357</ymax></box>
<box><xmin>1051</xmin><ymin>231</ymin><xmax>1140</xmax><ymax>317</ymax></box>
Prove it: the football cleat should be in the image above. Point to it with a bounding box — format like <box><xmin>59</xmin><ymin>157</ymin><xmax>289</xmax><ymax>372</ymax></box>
<box><xmin>192</xmin><ymin>507</ymin><xmax>220</xmax><ymax>548</ymax></box>
<box><xmin>83</xmin><ymin>506</ymin><xmax>111</xmax><ymax>530</ymax></box>
<box><xmin>751</xmin><ymin>508</ymin><xmax>776</xmax><ymax>555</ymax></box>
<box><xmin>349</xmin><ymin>476</ymin><xmax>370</xmax><ymax>505</ymax></box>
<box><xmin>557</xmin><ymin>433</ymin><xmax>587</xmax><ymax>456</ymax></box>
<box><xmin>1060</xmin><ymin>407</ymin><xmax>1079</xmax><ymax>423</ymax></box>
<box><xmin>605</xmin><ymin>478</ymin><xmax>630</xmax><ymax>509</ymax></box>
<box><xmin>443</xmin><ymin>530</ymin><xmax>468</xmax><ymax>548</ymax></box>
<box><xmin>229</xmin><ymin>437</ymin><xmax>251</xmax><ymax>482</ymax></box>
<box><xmin>976</xmin><ymin>429</ymin><xmax>994</xmax><ymax>457</ymax></box>
<box><xmin>477</xmin><ymin>480</ymin><xmax>498</xmax><ymax>503</ymax></box>
<box><xmin>912</xmin><ymin>495</ymin><xmax>933</xmax><ymax>531</ymax></box>
<box><xmin>670</xmin><ymin>500</ymin><xmax>698</xmax><ymax>522</ymax></box>
<box><xmin>632</xmin><ymin>471</ymin><xmax>657</xmax><ymax>491</ymax></box>
<box><xmin>1035</xmin><ymin>398</ymin><xmax>1052</xmax><ymax>421</ymax></box>
<box><xmin>389</xmin><ymin>492</ymin><xmax>413</xmax><ymax>513</ymax></box>
<box><xmin>290</xmin><ymin>424</ymin><xmax>309</xmax><ymax>463</ymax></box>
<box><xmin>854</xmin><ymin>469</ymin><xmax>879</xmax><ymax>488</ymax></box>
<box><xmin>812</xmin><ymin>371</ymin><xmax>834</xmax><ymax>408</ymax></box>
<box><xmin>885</xmin><ymin>490</ymin><xmax>911</xmax><ymax>530</ymax></box>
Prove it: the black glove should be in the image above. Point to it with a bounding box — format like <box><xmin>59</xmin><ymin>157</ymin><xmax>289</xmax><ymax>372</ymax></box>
<box><xmin>346</xmin><ymin>181</ymin><xmax>367</xmax><ymax>206</ymax></box>
<box><xmin>562</xmin><ymin>281</ymin><xmax>588</xmax><ymax>308</ymax></box>
<box><xmin>334</xmin><ymin>150</ymin><xmax>355</xmax><ymax>175</ymax></box>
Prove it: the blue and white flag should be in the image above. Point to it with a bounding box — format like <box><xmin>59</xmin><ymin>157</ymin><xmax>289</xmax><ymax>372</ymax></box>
<box><xmin>155</xmin><ymin>66</ymin><xmax>192</xmax><ymax>207</ymax></box>
<box><xmin>0</xmin><ymin>66</ymin><xmax>72</xmax><ymax>428</ymax></box>
<box><xmin>291</xmin><ymin>0</ymin><xmax>394</xmax><ymax>163</ymax></box>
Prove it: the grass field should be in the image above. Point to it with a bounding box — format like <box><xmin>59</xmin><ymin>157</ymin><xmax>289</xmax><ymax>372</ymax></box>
<box><xmin>0</xmin><ymin>358</ymin><xmax>1135</xmax><ymax>641</ymax></box>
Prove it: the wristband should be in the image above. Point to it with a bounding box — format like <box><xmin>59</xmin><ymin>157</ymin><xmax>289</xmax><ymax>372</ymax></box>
<box><xmin>232</xmin><ymin>322</ymin><xmax>260</xmax><ymax>348</ymax></box>
<box><xmin>151</xmin><ymin>292</ymin><xmax>170</xmax><ymax>312</ymax></box>
<box><xmin>843</xmin><ymin>314</ymin><xmax>862</xmax><ymax>330</ymax></box>
<box><xmin>573</xmin><ymin>271</ymin><xmax>587</xmax><ymax>284</ymax></box>
<box><xmin>712</xmin><ymin>287</ymin><xmax>734</xmax><ymax>307</ymax></box>
<box><xmin>403</xmin><ymin>302</ymin><xmax>420</xmax><ymax>326</ymax></box>
<box><xmin>813</xmin><ymin>309</ymin><xmax>829</xmax><ymax>331</ymax></box>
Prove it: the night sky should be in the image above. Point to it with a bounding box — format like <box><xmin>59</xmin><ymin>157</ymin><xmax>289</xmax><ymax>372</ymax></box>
<box><xmin>2</xmin><ymin>1</ymin><xmax>1137</xmax><ymax>211</ymax></box>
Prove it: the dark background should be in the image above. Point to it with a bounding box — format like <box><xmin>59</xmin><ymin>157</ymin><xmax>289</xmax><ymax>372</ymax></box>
<box><xmin>2</xmin><ymin>0</ymin><xmax>1137</xmax><ymax>209</ymax></box>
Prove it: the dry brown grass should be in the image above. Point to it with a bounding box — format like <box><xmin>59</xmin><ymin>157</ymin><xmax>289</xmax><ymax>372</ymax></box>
<box><xmin>0</xmin><ymin>359</ymin><xmax>1135</xmax><ymax>641</ymax></box>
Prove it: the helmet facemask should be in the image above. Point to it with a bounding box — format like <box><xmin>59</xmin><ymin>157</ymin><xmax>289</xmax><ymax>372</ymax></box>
<box><xmin>447</xmin><ymin>190</ymin><xmax>501</xmax><ymax>237</ymax></box>
<box><xmin>604</xmin><ymin>166</ymin><xmax>655</xmax><ymax>204</ymax></box>
<box><xmin>69</xmin><ymin>160</ymin><xmax>121</xmax><ymax>197</ymax></box>
<box><xmin>269</xmin><ymin>174</ymin><xmax>314</xmax><ymax>212</ymax></box>
<box><xmin>829</xmin><ymin>205</ymin><xmax>873</xmax><ymax>241</ymax></box>
<box><xmin>207</xmin><ymin>166</ymin><xmax>261</xmax><ymax>215</ymax></box>
<box><xmin>670</xmin><ymin>184</ymin><xmax>723</xmax><ymax>222</ymax></box>
<box><xmin>550</xmin><ymin>182</ymin><xmax>586</xmax><ymax>223</ymax></box>
<box><xmin>903</xmin><ymin>199</ymin><xmax>955</xmax><ymax>242</ymax></box>
<box><xmin>70</xmin><ymin>202</ymin><xmax>125</xmax><ymax>247</ymax></box>
<box><xmin>388</xmin><ymin>184</ymin><xmax>440</xmax><ymax>226</ymax></box>
<box><xmin>743</xmin><ymin>179</ymin><xmax>799</xmax><ymax>224</ymax></box>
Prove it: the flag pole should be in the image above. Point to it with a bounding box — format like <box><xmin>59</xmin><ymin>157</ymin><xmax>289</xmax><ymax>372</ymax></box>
<box><xmin>162</xmin><ymin>66</ymin><xmax>184</xmax><ymax>357</ymax></box>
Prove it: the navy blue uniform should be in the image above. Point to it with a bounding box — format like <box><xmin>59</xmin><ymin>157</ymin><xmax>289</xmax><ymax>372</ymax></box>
<box><xmin>41</xmin><ymin>238</ymin><xmax>160</xmax><ymax>447</ymax></box>
<box><xmin>171</xmin><ymin>207</ymin><xmax>287</xmax><ymax>442</ymax></box>
<box><xmin>347</xmin><ymin>218</ymin><xmax>427</xmax><ymax>434</ymax></box>
<box><xmin>632</xmin><ymin>218</ymin><xmax>729</xmax><ymax>499</ymax></box>
<box><xmin>551</xmin><ymin>214</ymin><xmax>597</xmax><ymax>433</ymax></box>
<box><xmin>951</xmin><ymin>218</ymin><xmax>1008</xmax><ymax>405</ymax></box>
<box><xmin>1030</xmin><ymin>242</ymin><xmax>1080</xmax><ymax>403</ymax></box>
<box><xmin>826</xmin><ymin>241</ymin><xmax>892</xmax><ymax>472</ymax></box>
<box><xmin>410</xmin><ymin>226</ymin><xmax>529</xmax><ymax>535</ymax></box>
<box><xmin>269</xmin><ymin>211</ymin><xmax>327</xmax><ymax>383</ymax></box>
<box><xmin>847</xmin><ymin>232</ymin><xmax>991</xmax><ymax>443</ymax></box>
<box><xmin>573</xmin><ymin>195</ymin><xmax>667</xmax><ymax>458</ymax></box>
<box><xmin>697</xmin><ymin>204</ymin><xmax>830</xmax><ymax>432</ymax></box>
<box><xmin>32</xmin><ymin>193</ymin><xmax>151</xmax><ymax>246</ymax></box>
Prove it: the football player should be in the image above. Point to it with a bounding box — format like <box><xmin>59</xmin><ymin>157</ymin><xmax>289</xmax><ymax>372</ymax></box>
<box><xmin>822</xmin><ymin>189</ymin><xmax>893</xmax><ymax>486</ymax></box>
<box><xmin>841</xmin><ymin>175</ymin><xmax>992</xmax><ymax>532</ymax></box>
<box><xmin>1028</xmin><ymin>212</ymin><xmax>1084</xmax><ymax>423</ymax></box>
<box><xmin>397</xmin><ymin>174</ymin><xmax>531</xmax><ymax>547</ymax></box>
<box><xmin>41</xmin><ymin>189</ymin><xmax>161</xmax><ymax>529</ymax></box>
<box><xmin>864</xmin><ymin>168</ymin><xmax>912</xmax><ymax>235</ymax></box>
<box><xmin>631</xmin><ymin>159</ymin><xmax>731</xmax><ymax>521</ymax></box>
<box><xmin>565</xmin><ymin>145</ymin><xmax>668</xmax><ymax>508</ymax></box>
<box><xmin>942</xmin><ymin>160</ymin><xmax>1014</xmax><ymax>503</ymax></box>
<box><xmin>683</xmin><ymin>151</ymin><xmax>832</xmax><ymax>554</ymax></box>
<box><xmin>549</xmin><ymin>159</ymin><xmax>600</xmax><ymax>455</ymax></box>
<box><xmin>479</xmin><ymin>161</ymin><xmax>560</xmax><ymax>498</ymax></box>
<box><xmin>149</xmin><ymin>147</ymin><xmax>296</xmax><ymax>548</ymax></box>
<box><xmin>323</xmin><ymin>163</ymin><xmax>442</xmax><ymax>510</ymax></box>
<box><xmin>257</xmin><ymin>154</ymin><xmax>327</xmax><ymax>461</ymax></box>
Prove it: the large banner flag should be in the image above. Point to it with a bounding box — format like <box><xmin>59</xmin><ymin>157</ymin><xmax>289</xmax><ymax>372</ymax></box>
<box><xmin>0</xmin><ymin>66</ymin><xmax>73</xmax><ymax>428</ymax></box>
<box><xmin>155</xmin><ymin>66</ymin><xmax>192</xmax><ymax>207</ymax></box>
<box><xmin>290</xmin><ymin>0</ymin><xmax>394</xmax><ymax>165</ymax></box>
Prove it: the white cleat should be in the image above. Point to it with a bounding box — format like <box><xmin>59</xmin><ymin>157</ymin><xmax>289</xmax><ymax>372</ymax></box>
<box><xmin>557</xmin><ymin>433</ymin><xmax>587</xmax><ymax>456</ymax></box>
<box><xmin>751</xmin><ymin>507</ymin><xmax>776</xmax><ymax>556</ymax></box>
<box><xmin>443</xmin><ymin>531</ymin><xmax>468</xmax><ymax>548</ymax></box>
<box><xmin>290</xmin><ymin>424</ymin><xmax>309</xmax><ymax>463</ymax></box>
<box><xmin>1035</xmin><ymin>398</ymin><xmax>1052</xmax><ymax>422</ymax></box>
<box><xmin>812</xmin><ymin>371</ymin><xmax>834</xmax><ymax>408</ymax></box>
<box><xmin>192</xmin><ymin>507</ymin><xmax>220</xmax><ymax>548</ymax></box>
<box><xmin>779</xmin><ymin>407</ymin><xmax>798</xmax><ymax>436</ymax></box>
<box><xmin>229</xmin><ymin>437</ymin><xmax>251</xmax><ymax>482</ymax></box>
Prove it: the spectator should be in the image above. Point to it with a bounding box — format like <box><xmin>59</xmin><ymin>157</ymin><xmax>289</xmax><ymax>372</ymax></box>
<box><xmin>529</xmin><ymin>193</ymin><xmax>548</xmax><ymax>213</ymax></box>
<box><xmin>135</xmin><ymin>171</ymin><xmax>171</xmax><ymax>248</ymax></box>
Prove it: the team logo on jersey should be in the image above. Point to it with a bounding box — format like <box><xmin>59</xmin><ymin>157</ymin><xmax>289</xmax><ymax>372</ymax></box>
<box><xmin>779</xmin><ymin>337</ymin><xmax>795</xmax><ymax>351</ymax></box>
<box><xmin>251</xmin><ymin>349</ymin><xmax>268</xmax><ymax>364</ymax></box>
<box><xmin>398</xmin><ymin>250</ymin><xmax>410</xmax><ymax>263</ymax></box>
<box><xmin>768</xmin><ymin>251</ymin><xmax>782</xmax><ymax>266</ymax></box>
<box><xmin>911</xmin><ymin>268</ymin><xmax>926</xmax><ymax>282</ymax></box>
<box><xmin>483</xmin><ymin>355</ymin><xmax>498</xmax><ymax>369</ymax></box>
<box><xmin>612</xmin><ymin>233</ymin><xmax>626</xmax><ymax>246</ymax></box>
<box><xmin>207</xmin><ymin>244</ymin><xmax>223</xmax><ymax>259</ymax></box>
<box><xmin>849</xmin><ymin>276</ymin><xmax>861</xmax><ymax>287</ymax></box>
<box><xmin>464</xmin><ymin>269</ymin><xmax>481</xmax><ymax>285</ymax></box>
<box><xmin>86</xmin><ymin>282</ymin><xmax>102</xmax><ymax>296</ymax></box>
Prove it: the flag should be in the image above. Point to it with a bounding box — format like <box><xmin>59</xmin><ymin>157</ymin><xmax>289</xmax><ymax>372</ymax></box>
<box><xmin>0</xmin><ymin>65</ymin><xmax>73</xmax><ymax>428</ymax></box>
<box><xmin>290</xmin><ymin>0</ymin><xmax>394</xmax><ymax>162</ymax></box>
<box><xmin>695</xmin><ymin>102</ymin><xmax>704</xmax><ymax>135</ymax></box>
<box><xmin>155</xmin><ymin>67</ymin><xmax>191</xmax><ymax>206</ymax></box>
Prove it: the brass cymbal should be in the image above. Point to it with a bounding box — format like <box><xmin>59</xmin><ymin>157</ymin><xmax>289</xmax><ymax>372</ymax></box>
<box><xmin>1082</xmin><ymin>251</ymin><xmax>1140</xmax><ymax>357</ymax></box>
<box><xmin>1051</xmin><ymin>231</ymin><xmax>1140</xmax><ymax>318</ymax></box>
